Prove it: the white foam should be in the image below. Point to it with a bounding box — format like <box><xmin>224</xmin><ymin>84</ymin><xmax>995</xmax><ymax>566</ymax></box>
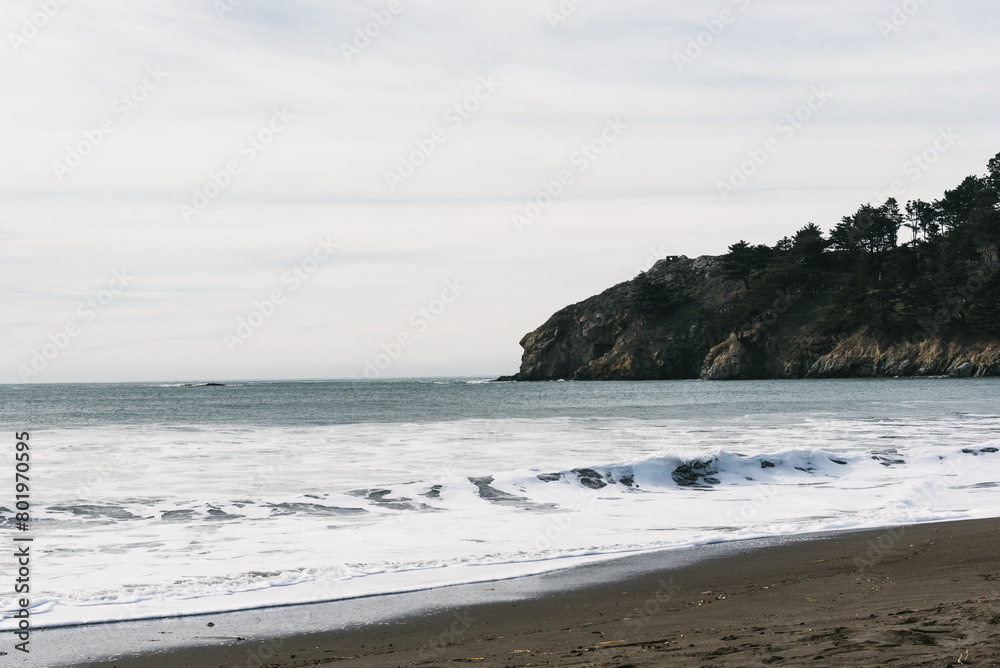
<box><xmin>2</xmin><ymin>415</ymin><xmax>999</xmax><ymax>629</ymax></box>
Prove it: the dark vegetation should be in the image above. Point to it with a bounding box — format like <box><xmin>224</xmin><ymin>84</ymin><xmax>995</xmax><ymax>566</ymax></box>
<box><xmin>513</xmin><ymin>153</ymin><xmax>1000</xmax><ymax>382</ymax></box>
<box><xmin>706</xmin><ymin>152</ymin><xmax>1000</xmax><ymax>340</ymax></box>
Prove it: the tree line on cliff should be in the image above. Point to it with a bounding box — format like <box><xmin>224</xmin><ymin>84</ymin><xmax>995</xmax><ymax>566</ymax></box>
<box><xmin>683</xmin><ymin>152</ymin><xmax>1000</xmax><ymax>342</ymax></box>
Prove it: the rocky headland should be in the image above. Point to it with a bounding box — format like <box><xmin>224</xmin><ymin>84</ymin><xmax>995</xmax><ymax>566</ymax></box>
<box><xmin>499</xmin><ymin>255</ymin><xmax>1000</xmax><ymax>381</ymax></box>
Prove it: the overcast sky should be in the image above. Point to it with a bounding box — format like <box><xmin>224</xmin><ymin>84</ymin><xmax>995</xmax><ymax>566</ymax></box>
<box><xmin>1</xmin><ymin>0</ymin><xmax>998</xmax><ymax>383</ymax></box>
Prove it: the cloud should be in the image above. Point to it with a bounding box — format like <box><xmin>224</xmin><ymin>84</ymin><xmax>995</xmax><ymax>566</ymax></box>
<box><xmin>1</xmin><ymin>0</ymin><xmax>998</xmax><ymax>381</ymax></box>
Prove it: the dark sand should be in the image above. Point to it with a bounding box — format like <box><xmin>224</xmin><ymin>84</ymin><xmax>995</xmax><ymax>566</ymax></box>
<box><xmin>71</xmin><ymin>518</ymin><xmax>1000</xmax><ymax>668</ymax></box>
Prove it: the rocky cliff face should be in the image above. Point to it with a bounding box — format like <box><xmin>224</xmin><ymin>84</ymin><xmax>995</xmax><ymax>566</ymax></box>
<box><xmin>501</xmin><ymin>256</ymin><xmax>1000</xmax><ymax>381</ymax></box>
<box><xmin>504</xmin><ymin>256</ymin><xmax>732</xmax><ymax>381</ymax></box>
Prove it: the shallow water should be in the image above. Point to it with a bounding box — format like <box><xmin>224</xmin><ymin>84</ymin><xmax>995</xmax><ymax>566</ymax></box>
<box><xmin>1</xmin><ymin>378</ymin><xmax>998</xmax><ymax>629</ymax></box>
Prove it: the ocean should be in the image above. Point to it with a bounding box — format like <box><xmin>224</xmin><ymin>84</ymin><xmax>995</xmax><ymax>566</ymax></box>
<box><xmin>1</xmin><ymin>378</ymin><xmax>999</xmax><ymax>631</ymax></box>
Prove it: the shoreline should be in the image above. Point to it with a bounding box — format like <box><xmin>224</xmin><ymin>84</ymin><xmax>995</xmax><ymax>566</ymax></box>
<box><xmin>42</xmin><ymin>517</ymin><xmax>1000</xmax><ymax>667</ymax></box>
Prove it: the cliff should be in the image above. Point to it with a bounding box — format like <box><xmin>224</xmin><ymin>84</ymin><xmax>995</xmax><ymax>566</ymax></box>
<box><xmin>500</xmin><ymin>255</ymin><xmax>1000</xmax><ymax>381</ymax></box>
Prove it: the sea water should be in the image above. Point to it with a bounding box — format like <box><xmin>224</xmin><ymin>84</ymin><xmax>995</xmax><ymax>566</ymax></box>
<box><xmin>1</xmin><ymin>378</ymin><xmax>998</xmax><ymax>630</ymax></box>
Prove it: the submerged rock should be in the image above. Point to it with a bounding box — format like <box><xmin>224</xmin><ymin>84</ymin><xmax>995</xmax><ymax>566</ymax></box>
<box><xmin>573</xmin><ymin>468</ymin><xmax>607</xmax><ymax>489</ymax></box>
<box><xmin>671</xmin><ymin>460</ymin><xmax>721</xmax><ymax>488</ymax></box>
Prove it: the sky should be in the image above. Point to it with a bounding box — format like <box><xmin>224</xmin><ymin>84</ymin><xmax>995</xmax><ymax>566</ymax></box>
<box><xmin>1</xmin><ymin>0</ymin><xmax>998</xmax><ymax>383</ymax></box>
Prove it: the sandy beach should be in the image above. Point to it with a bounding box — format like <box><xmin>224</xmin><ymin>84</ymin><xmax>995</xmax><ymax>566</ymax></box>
<box><xmin>59</xmin><ymin>517</ymin><xmax>1000</xmax><ymax>668</ymax></box>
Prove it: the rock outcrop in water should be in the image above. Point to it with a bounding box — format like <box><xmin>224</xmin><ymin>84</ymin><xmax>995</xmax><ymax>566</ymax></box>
<box><xmin>499</xmin><ymin>255</ymin><xmax>1000</xmax><ymax>381</ymax></box>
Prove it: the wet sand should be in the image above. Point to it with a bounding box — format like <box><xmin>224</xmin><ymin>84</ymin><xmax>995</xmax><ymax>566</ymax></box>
<box><xmin>66</xmin><ymin>518</ymin><xmax>1000</xmax><ymax>667</ymax></box>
